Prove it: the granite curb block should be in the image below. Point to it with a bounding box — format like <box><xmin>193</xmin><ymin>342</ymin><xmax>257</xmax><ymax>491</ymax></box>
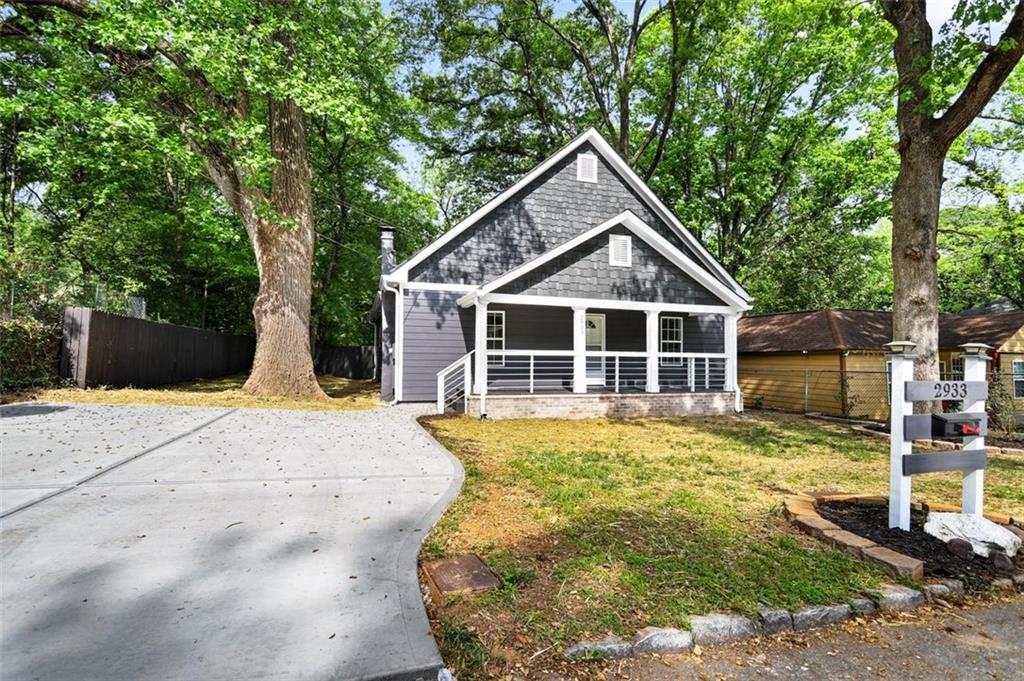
<box><xmin>563</xmin><ymin>582</ymin><xmax>946</xmax><ymax>661</ymax></box>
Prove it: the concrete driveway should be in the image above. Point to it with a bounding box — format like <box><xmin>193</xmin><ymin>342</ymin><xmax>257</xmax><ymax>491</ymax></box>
<box><xmin>1</xmin><ymin>402</ymin><xmax>462</xmax><ymax>681</ymax></box>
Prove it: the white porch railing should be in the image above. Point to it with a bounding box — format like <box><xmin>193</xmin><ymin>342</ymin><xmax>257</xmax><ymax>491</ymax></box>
<box><xmin>482</xmin><ymin>350</ymin><xmax>728</xmax><ymax>394</ymax></box>
<box><xmin>436</xmin><ymin>350</ymin><xmax>474</xmax><ymax>414</ymax></box>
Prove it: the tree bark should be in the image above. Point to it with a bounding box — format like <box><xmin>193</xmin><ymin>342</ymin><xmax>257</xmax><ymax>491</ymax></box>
<box><xmin>890</xmin><ymin>142</ymin><xmax>943</xmax><ymax>382</ymax></box>
<box><xmin>881</xmin><ymin>0</ymin><xmax>1024</xmax><ymax>385</ymax></box>
<box><xmin>241</xmin><ymin>95</ymin><xmax>325</xmax><ymax>399</ymax></box>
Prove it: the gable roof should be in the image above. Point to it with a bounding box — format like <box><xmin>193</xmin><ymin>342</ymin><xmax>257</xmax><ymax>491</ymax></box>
<box><xmin>457</xmin><ymin>210</ymin><xmax>746</xmax><ymax>309</ymax></box>
<box><xmin>738</xmin><ymin>309</ymin><xmax>1024</xmax><ymax>353</ymax></box>
<box><xmin>388</xmin><ymin>128</ymin><xmax>750</xmax><ymax>302</ymax></box>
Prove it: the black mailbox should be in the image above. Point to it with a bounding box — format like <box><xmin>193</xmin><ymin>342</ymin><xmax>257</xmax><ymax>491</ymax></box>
<box><xmin>931</xmin><ymin>413</ymin><xmax>985</xmax><ymax>438</ymax></box>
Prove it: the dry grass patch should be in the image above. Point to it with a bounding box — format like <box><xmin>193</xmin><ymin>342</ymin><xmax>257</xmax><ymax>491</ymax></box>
<box><xmin>4</xmin><ymin>374</ymin><xmax>381</xmax><ymax>411</ymax></box>
<box><xmin>420</xmin><ymin>411</ymin><xmax>1024</xmax><ymax>679</ymax></box>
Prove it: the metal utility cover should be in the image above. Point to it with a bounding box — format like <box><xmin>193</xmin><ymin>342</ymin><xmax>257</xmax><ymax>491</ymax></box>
<box><xmin>423</xmin><ymin>554</ymin><xmax>501</xmax><ymax>602</ymax></box>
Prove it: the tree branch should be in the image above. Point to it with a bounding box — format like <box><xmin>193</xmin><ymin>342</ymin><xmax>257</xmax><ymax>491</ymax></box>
<box><xmin>936</xmin><ymin>0</ymin><xmax>1024</xmax><ymax>147</ymax></box>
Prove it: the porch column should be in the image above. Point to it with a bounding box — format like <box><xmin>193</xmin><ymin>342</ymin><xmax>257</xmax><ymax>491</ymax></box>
<box><xmin>474</xmin><ymin>300</ymin><xmax>488</xmax><ymax>395</ymax></box>
<box><xmin>645</xmin><ymin>309</ymin><xmax>660</xmax><ymax>393</ymax></box>
<box><xmin>724</xmin><ymin>312</ymin><xmax>739</xmax><ymax>410</ymax></box>
<box><xmin>572</xmin><ymin>306</ymin><xmax>587</xmax><ymax>393</ymax></box>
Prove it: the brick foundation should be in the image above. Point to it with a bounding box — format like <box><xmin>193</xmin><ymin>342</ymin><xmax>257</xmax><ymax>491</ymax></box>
<box><xmin>466</xmin><ymin>392</ymin><xmax>738</xmax><ymax>419</ymax></box>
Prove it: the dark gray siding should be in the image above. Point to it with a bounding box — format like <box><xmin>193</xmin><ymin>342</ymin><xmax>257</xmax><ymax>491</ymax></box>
<box><xmin>496</xmin><ymin>227</ymin><xmax>725</xmax><ymax>305</ymax></box>
<box><xmin>409</xmin><ymin>142</ymin><xmax>722</xmax><ymax>288</ymax></box>
<box><xmin>493</xmin><ymin>304</ymin><xmax>572</xmax><ymax>350</ymax></box>
<box><xmin>683</xmin><ymin>314</ymin><xmax>725</xmax><ymax>353</ymax></box>
<box><xmin>402</xmin><ymin>290</ymin><xmax>474</xmax><ymax>401</ymax></box>
<box><xmin>593</xmin><ymin>308</ymin><xmax>646</xmax><ymax>351</ymax></box>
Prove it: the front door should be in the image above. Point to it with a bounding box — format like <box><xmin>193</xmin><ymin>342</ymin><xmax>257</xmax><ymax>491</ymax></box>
<box><xmin>585</xmin><ymin>313</ymin><xmax>606</xmax><ymax>385</ymax></box>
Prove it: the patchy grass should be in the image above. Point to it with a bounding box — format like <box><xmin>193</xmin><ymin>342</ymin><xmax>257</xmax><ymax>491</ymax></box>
<box><xmin>3</xmin><ymin>374</ymin><xmax>381</xmax><ymax>411</ymax></box>
<box><xmin>420</xmin><ymin>411</ymin><xmax>1024</xmax><ymax>679</ymax></box>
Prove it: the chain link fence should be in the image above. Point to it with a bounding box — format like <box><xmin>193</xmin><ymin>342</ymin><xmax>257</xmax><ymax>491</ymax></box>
<box><xmin>739</xmin><ymin>367</ymin><xmax>1022</xmax><ymax>425</ymax></box>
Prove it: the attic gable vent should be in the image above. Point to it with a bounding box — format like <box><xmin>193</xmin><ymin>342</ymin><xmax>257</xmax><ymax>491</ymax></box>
<box><xmin>576</xmin><ymin>153</ymin><xmax>598</xmax><ymax>183</ymax></box>
<box><xmin>609</xmin><ymin>234</ymin><xmax>632</xmax><ymax>267</ymax></box>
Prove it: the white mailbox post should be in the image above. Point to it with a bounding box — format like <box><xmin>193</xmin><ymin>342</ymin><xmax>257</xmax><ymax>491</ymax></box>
<box><xmin>886</xmin><ymin>341</ymin><xmax>990</xmax><ymax>531</ymax></box>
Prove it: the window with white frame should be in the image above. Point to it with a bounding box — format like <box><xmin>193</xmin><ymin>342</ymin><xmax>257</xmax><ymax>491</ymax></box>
<box><xmin>1013</xmin><ymin>360</ymin><xmax>1024</xmax><ymax>399</ymax></box>
<box><xmin>660</xmin><ymin>316</ymin><xmax>683</xmax><ymax>365</ymax></box>
<box><xmin>576</xmin><ymin>152</ymin><xmax>598</xmax><ymax>183</ymax></box>
<box><xmin>486</xmin><ymin>311</ymin><xmax>505</xmax><ymax>366</ymax></box>
<box><xmin>952</xmin><ymin>354</ymin><xmax>964</xmax><ymax>379</ymax></box>
<box><xmin>939</xmin><ymin>360</ymin><xmax>947</xmax><ymax>380</ymax></box>
<box><xmin>609</xmin><ymin>234</ymin><xmax>632</xmax><ymax>267</ymax></box>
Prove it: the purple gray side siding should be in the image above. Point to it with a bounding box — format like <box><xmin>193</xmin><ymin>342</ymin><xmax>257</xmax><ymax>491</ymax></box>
<box><xmin>408</xmin><ymin>142</ymin><xmax>724</xmax><ymax>288</ymax></box>
<box><xmin>402</xmin><ymin>290</ymin><xmax>475</xmax><ymax>401</ymax></box>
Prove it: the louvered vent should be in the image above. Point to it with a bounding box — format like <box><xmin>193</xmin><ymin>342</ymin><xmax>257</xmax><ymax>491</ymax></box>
<box><xmin>609</xmin><ymin>234</ymin><xmax>632</xmax><ymax>267</ymax></box>
<box><xmin>576</xmin><ymin>153</ymin><xmax>598</xmax><ymax>183</ymax></box>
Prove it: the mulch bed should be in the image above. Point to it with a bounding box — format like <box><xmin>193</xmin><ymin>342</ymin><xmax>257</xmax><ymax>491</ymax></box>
<box><xmin>817</xmin><ymin>501</ymin><xmax>1022</xmax><ymax>589</ymax></box>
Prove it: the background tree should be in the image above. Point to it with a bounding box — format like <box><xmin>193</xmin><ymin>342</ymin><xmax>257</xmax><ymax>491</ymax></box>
<box><xmin>879</xmin><ymin>0</ymin><xmax>1024</xmax><ymax>380</ymax></box>
<box><xmin>2</xmin><ymin>0</ymin><xmax>410</xmax><ymax>397</ymax></box>
<box><xmin>417</xmin><ymin>0</ymin><xmax>897</xmax><ymax>312</ymax></box>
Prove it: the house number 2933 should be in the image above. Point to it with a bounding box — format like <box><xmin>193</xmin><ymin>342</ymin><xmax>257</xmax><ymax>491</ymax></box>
<box><xmin>934</xmin><ymin>382</ymin><xmax>968</xmax><ymax>399</ymax></box>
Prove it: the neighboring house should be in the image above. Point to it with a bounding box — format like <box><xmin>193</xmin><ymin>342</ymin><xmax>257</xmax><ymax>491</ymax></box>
<box><xmin>370</xmin><ymin>128</ymin><xmax>752</xmax><ymax>419</ymax></box>
<box><xmin>737</xmin><ymin>308</ymin><xmax>1024</xmax><ymax>420</ymax></box>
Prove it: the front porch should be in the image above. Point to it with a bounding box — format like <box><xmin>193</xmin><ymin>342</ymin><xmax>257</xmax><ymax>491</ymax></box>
<box><xmin>437</xmin><ymin>300</ymin><xmax>740</xmax><ymax>418</ymax></box>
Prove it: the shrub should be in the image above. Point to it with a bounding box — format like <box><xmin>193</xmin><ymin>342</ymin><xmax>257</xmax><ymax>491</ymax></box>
<box><xmin>986</xmin><ymin>373</ymin><xmax>1017</xmax><ymax>437</ymax></box>
<box><xmin>0</xmin><ymin>317</ymin><xmax>61</xmax><ymax>393</ymax></box>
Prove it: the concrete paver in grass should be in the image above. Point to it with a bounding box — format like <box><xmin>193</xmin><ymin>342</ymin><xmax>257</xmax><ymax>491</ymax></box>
<box><xmin>1</xmin><ymin>402</ymin><xmax>462</xmax><ymax>681</ymax></box>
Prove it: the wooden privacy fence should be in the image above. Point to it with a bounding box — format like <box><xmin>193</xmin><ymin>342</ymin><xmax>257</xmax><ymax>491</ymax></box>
<box><xmin>314</xmin><ymin>344</ymin><xmax>374</xmax><ymax>379</ymax></box>
<box><xmin>60</xmin><ymin>307</ymin><xmax>255</xmax><ymax>388</ymax></box>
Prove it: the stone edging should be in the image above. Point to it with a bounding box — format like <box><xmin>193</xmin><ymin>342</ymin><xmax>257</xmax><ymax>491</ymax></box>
<box><xmin>784</xmin><ymin>492</ymin><xmax>1021</xmax><ymax>581</ymax></box>
<box><xmin>562</xmin><ymin>493</ymin><xmax>1022</xmax><ymax>663</ymax></box>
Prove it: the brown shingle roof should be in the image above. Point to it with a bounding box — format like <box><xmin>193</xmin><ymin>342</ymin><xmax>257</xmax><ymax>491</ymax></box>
<box><xmin>738</xmin><ymin>309</ymin><xmax>1024</xmax><ymax>354</ymax></box>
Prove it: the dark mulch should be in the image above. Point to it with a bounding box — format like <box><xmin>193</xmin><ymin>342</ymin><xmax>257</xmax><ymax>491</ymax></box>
<box><xmin>817</xmin><ymin>501</ymin><xmax>1022</xmax><ymax>590</ymax></box>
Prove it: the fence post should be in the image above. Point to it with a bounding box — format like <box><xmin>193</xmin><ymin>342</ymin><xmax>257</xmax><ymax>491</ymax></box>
<box><xmin>961</xmin><ymin>343</ymin><xmax>991</xmax><ymax>516</ymax></box>
<box><xmin>886</xmin><ymin>341</ymin><xmax>916</xmax><ymax>531</ymax></box>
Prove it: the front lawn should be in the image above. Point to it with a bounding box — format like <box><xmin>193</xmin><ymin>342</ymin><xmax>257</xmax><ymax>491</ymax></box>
<box><xmin>3</xmin><ymin>374</ymin><xmax>381</xmax><ymax>411</ymax></box>
<box><xmin>420</xmin><ymin>411</ymin><xmax>1024</xmax><ymax>679</ymax></box>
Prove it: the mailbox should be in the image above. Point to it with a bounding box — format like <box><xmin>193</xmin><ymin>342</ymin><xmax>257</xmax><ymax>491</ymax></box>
<box><xmin>931</xmin><ymin>413</ymin><xmax>985</xmax><ymax>438</ymax></box>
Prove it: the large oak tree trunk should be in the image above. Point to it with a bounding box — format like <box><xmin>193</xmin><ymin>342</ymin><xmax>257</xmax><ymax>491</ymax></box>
<box><xmin>891</xmin><ymin>144</ymin><xmax>943</xmax><ymax>383</ymax></box>
<box><xmin>241</xmin><ymin>96</ymin><xmax>325</xmax><ymax>399</ymax></box>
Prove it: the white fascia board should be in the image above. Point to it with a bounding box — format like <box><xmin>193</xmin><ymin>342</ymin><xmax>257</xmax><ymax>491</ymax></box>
<box><xmin>468</xmin><ymin>210</ymin><xmax>749</xmax><ymax>311</ymax></box>
<box><xmin>479</xmin><ymin>293</ymin><xmax>735</xmax><ymax>315</ymax></box>
<box><xmin>398</xmin><ymin>281</ymin><xmax>476</xmax><ymax>293</ymax></box>
<box><xmin>389</xmin><ymin>128</ymin><xmax>599</xmax><ymax>281</ymax></box>
<box><xmin>585</xmin><ymin>132</ymin><xmax>751</xmax><ymax>302</ymax></box>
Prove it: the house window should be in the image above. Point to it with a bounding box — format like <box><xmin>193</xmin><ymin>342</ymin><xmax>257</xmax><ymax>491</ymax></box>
<box><xmin>486</xmin><ymin>310</ymin><xmax>505</xmax><ymax>366</ymax></box>
<box><xmin>609</xmin><ymin>234</ymin><xmax>632</xmax><ymax>267</ymax></box>
<box><xmin>939</xmin><ymin>360</ymin><xmax>947</xmax><ymax>380</ymax></box>
<box><xmin>660</xmin><ymin>316</ymin><xmax>683</xmax><ymax>366</ymax></box>
<box><xmin>951</xmin><ymin>355</ymin><xmax>964</xmax><ymax>379</ymax></box>
<box><xmin>1013</xmin><ymin>360</ymin><xmax>1024</xmax><ymax>399</ymax></box>
<box><xmin>577</xmin><ymin>152</ymin><xmax>598</xmax><ymax>183</ymax></box>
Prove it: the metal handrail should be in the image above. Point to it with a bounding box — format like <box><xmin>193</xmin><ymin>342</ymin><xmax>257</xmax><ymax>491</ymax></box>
<box><xmin>436</xmin><ymin>350</ymin><xmax>475</xmax><ymax>414</ymax></box>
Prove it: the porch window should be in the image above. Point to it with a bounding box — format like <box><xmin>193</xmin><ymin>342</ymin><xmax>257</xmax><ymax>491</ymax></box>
<box><xmin>1013</xmin><ymin>360</ymin><xmax>1024</xmax><ymax>399</ymax></box>
<box><xmin>486</xmin><ymin>310</ymin><xmax>505</xmax><ymax>367</ymax></box>
<box><xmin>660</xmin><ymin>316</ymin><xmax>683</xmax><ymax>365</ymax></box>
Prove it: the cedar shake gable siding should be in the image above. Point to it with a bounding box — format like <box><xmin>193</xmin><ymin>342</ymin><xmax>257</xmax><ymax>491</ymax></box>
<box><xmin>408</xmin><ymin>142</ymin><xmax>720</xmax><ymax>287</ymax></box>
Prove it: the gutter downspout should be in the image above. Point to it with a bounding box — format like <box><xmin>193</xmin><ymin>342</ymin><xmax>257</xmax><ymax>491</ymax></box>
<box><xmin>381</xmin><ymin>278</ymin><xmax>401</xmax><ymax>406</ymax></box>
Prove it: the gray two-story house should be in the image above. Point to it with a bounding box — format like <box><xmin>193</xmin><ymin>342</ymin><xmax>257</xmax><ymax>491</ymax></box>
<box><xmin>372</xmin><ymin>128</ymin><xmax>752</xmax><ymax>419</ymax></box>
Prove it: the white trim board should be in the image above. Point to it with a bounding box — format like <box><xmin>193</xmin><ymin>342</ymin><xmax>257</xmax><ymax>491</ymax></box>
<box><xmin>479</xmin><ymin>293</ymin><xmax>735</xmax><ymax>315</ymax></box>
<box><xmin>388</xmin><ymin>128</ymin><xmax>750</xmax><ymax>303</ymax></box>
<box><xmin>458</xmin><ymin>210</ymin><xmax>750</xmax><ymax>311</ymax></box>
